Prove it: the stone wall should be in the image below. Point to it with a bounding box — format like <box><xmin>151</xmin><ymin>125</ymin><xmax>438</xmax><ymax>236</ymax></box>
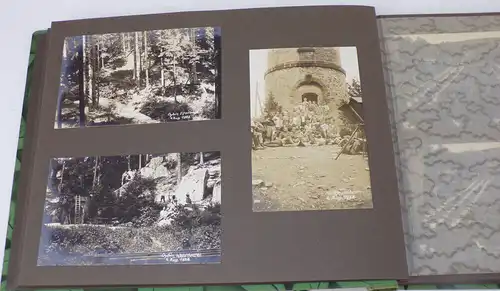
<box><xmin>264</xmin><ymin>47</ymin><xmax>349</xmax><ymax>115</ymax></box>
<box><xmin>264</xmin><ymin>66</ymin><xmax>348</xmax><ymax>113</ymax></box>
<box><xmin>266</xmin><ymin>47</ymin><xmax>342</xmax><ymax>69</ymax></box>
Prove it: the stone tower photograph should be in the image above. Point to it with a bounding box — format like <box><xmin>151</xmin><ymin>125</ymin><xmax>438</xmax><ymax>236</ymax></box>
<box><xmin>249</xmin><ymin>46</ymin><xmax>371</xmax><ymax>212</ymax></box>
<box><xmin>264</xmin><ymin>47</ymin><xmax>349</xmax><ymax>112</ymax></box>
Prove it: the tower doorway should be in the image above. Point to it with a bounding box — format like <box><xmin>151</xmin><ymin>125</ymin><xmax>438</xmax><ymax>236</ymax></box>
<box><xmin>302</xmin><ymin>92</ymin><xmax>318</xmax><ymax>103</ymax></box>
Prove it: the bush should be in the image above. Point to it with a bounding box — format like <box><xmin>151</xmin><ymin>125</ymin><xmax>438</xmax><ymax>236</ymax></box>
<box><xmin>115</xmin><ymin>175</ymin><xmax>162</xmax><ymax>226</ymax></box>
<box><xmin>168</xmin><ymin>202</ymin><xmax>222</xmax><ymax>250</ymax></box>
<box><xmin>41</xmin><ymin>202</ymin><xmax>222</xmax><ymax>264</ymax></box>
<box><xmin>200</xmin><ymin>99</ymin><xmax>216</xmax><ymax>119</ymax></box>
<box><xmin>45</xmin><ymin>224</ymin><xmax>125</xmax><ymax>255</ymax></box>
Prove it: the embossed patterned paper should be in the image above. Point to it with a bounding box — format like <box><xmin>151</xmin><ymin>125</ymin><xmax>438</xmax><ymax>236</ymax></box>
<box><xmin>379</xmin><ymin>15</ymin><xmax>500</xmax><ymax>277</ymax></box>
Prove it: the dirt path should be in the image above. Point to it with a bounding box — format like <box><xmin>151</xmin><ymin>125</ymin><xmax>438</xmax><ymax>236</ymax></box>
<box><xmin>252</xmin><ymin>145</ymin><xmax>373</xmax><ymax>212</ymax></box>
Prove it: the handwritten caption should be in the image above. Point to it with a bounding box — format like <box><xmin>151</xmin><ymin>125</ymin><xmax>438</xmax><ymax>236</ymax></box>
<box><xmin>161</xmin><ymin>252</ymin><xmax>202</xmax><ymax>263</ymax></box>
<box><xmin>167</xmin><ymin>112</ymin><xmax>194</xmax><ymax>121</ymax></box>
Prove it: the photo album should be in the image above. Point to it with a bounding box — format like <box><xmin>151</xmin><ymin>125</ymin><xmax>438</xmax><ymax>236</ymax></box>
<box><xmin>7</xmin><ymin>4</ymin><xmax>500</xmax><ymax>289</ymax></box>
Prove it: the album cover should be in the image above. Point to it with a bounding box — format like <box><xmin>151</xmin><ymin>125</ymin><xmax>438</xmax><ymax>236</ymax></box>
<box><xmin>7</xmin><ymin>5</ymin><xmax>407</xmax><ymax>289</ymax></box>
<box><xmin>379</xmin><ymin>12</ymin><xmax>500</xmax><ymax>284</ymax></box>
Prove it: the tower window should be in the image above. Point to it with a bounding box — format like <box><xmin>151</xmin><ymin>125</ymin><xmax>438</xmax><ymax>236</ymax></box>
<box><xmin>297</xmin><ymin>47</ymin><xmax>315</xmax><ymax>61</ymax></box>
<box><xmin>305</xmin><ymin>74</ymin><xmax>313</xmax><ymax>83</ymax></box>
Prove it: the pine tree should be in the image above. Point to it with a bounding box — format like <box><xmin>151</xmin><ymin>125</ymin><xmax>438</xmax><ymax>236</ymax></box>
<box><xmin>347</xmin><ymin>78</ymin><xmax>362</xmax><ymax>98</ymax></box>
<box><xmin>264</xmin><ymin>92</ymin><xmax>279</xmax><ymax>114</ymax></box>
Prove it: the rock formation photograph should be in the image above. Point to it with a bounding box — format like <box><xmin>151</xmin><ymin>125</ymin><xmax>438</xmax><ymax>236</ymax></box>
<box><xmin>38</xmin><ymin>151</ymin><xmax>221</xmax><ymax>266</ymax></box>
<box><xmin>249</xmin><ymin>47</ymin><xmax>373</xmax><ymax>212</ymax></box>
<box><xmin>54</xmin><ymin>27</ymin><xmax>221</xmax><ymax>129</ymax></box>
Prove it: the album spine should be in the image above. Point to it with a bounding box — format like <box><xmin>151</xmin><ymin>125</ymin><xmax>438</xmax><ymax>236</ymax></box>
<box><xmin>7</xmin><ymin>30</ymin><xmax>49</xmax><ymax>291</ymax></box>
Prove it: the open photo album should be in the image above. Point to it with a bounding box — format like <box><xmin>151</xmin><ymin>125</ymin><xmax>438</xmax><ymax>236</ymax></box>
<box><xmin>7</xmin><ymin>5</ymin><xmax>500</xmax><ymax>289</ymax></box>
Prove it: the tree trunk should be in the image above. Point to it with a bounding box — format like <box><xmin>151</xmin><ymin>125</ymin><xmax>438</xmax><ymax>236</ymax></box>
<box><xmin>143</xmin><ymin>31</ymin><xmax>150</xmax><ymax>87</ymax></box>
<box><xmin>214</xmin><ymin>30</ymin><xmax>221</xmax><ymax>119</ymax></box>
<box><xmin>127</xmin><ymin>155</ymin><xmax>131</xmax><ymax>171</ymax></box>
<box><xmin>94</xmin><ymin>43</ymin><xmax>100</xmax><ymax>105</ymax></box>
<box><xmin>173</xmin><ymin>61</ymin><xmax>177</xmax><ymax>102</ymax></box>
<box><xmin>63</xmin><ymin>38</ymin><xmax>68</xmax><ymax>59</ymax></box>
<box><xmin>138</xmin><ymin>35</ymin><xmax>142</xmax><ymax>85</ymax></box>
<box><xmin>56</xmin><ymin>90</ymin><xmax>63</xmax><ymax>128</ymax></box>
<box><xmin>96</xmin><ymin>40</ymin><xmax>101</xmax><ymax>102</ymax></box>
<box><xmin>133</xmin><ymin>36</ymin><xmax>137</xmax><ymax>81</ymax></box>
<box><xmin>138</xmin><ymin>154</ymin><xmax>142</xmax><ymax>168</ymax></box>
<box><xmin>160</xmin><ymin>52</ymin><xmax>165</xmax><ymax>88</ymax></box>
<box><xmin>97</xmin><ymin>164</ymin><xmax>101</xmax><ymax>185</ymax></box>
<box><xmin>92</xmin><ymin>156</ymin><xmax>99</xmax><ymax>188</ymax></box>
<box><xmin>88</xmin><ymin>39</ymin><xmax>94</xmax><ymax>108</ymax></box>
<box><xmin>78</xmin><ymin>37</ymin><xmax>86</xmax><ymax>127</ymax></box>
<box><xmin>49</xmin><ymin>159</ymin><xmax>57</xmax><ymax>180</ymax></box>
<box><xmin>101</xmin><ymin>42</ymin><xmax>105</xmax><ymax>69</ymax></box>
<box><xmin>60</xmin><ymin>161</ymin><xmax>66</xmax><ymax>188</ymax></box>
<box><xmin>57</xmin><ymin>39</ymin><xmax>69</xmax><ymax>129</ymax></box>
<box><xmin>134</xmin><ymin>32</ymin><xmax>141</xmax><ymax>86</ymax></box>
<box><xmin>190</xmin><ymin>29</ymin><xmax>198</xmax><ymax>85</ymax></box>
<box><xmin>199</xmin><ymin>152</ymin><xmax>204</xmax><ymax>164</ymax></box>
<box><xmin>176</xmin><ymin>153</ymin><xmax>182</xmax><ymax>185</ymax></box>
<box><xmin>122</xmin><ymin>33</ymin><xmax>126</xmax><ymax>52</ymax></box>
<box><xmin>83</xmin><ymin>37</ymin><xmax>87</xmax><ymax>101</ymax></box>
<box><xmin>96</xmin><ymin>42</ymin><xmax>100</xmax><ymax>70</ymax></box>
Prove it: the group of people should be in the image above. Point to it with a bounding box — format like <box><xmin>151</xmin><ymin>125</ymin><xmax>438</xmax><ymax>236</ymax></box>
<box><xmin>251</xmin><ymin>100</ymin><xmax>335</xmax><ymax>148</ymax></box>
<box><xmin>250</xmin><ymin>99</ymin><xmax>366</xmax><ymax>155</ymax></box>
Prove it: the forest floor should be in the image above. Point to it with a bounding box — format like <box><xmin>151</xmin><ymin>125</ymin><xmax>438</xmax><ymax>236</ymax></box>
<box><xmin>57</xmin><ymin>59</ymin><xmax>216</xmax><ymax>128</ymax></box>
<box><xmin>252</xmin><ymin>145</ymin><xmax>373</xmax><ymax>212</ymax></box>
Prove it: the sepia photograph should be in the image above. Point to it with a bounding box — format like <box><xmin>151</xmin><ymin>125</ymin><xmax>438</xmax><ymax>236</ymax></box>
<box><xmin>250</xmin><ymin>47</ymin><xmax>373</xmax><ymax>212</ymax></box>
<box><xmin>55</xmin><ymin>27</ymin><xmax>221</xmax><ymax>129</ymax></box>
<box><xmin>38</xmin><ymin>151</ymin><xmax>221</xmax><ymax>266</ymax></box>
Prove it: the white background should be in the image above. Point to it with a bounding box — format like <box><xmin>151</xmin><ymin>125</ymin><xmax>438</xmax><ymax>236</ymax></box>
<box><xmin>2</xmin><ymin>0</ymin><xmax>500</xmax><ymax>281</ymax></box>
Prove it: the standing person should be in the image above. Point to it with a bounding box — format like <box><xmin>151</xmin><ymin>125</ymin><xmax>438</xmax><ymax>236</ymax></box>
<box><xmin>300</xmin><ymin>109</ymin><xmax>307</xmax><ymax>129</ymax></box>
<box><xmin>292</xmin><ymin>108</ymin><xmax>301</xmax><ymax>128</ymax></box>
<box><xmin>263</xmin><ymin>117</ymin><xmax>275</xmax><ymax>143</ymax></box>
<box><xmin>272</xmin><ymin>113</ymin><xmax>283</xmax><ymax>141</ymax></box>
<box><xmin>320</xmin><ymin>122</ymin><xmax>330</xmax><ymax>139</ymax></box>
<box><xmin>254</xmin><ymin>120</ymin><xmax>265</xmax><ymax>147</ymax></box>
<box><xmin>282</xmin><ymin>110</ymin><xmax>290</xmax><ymax>130</ymax></box>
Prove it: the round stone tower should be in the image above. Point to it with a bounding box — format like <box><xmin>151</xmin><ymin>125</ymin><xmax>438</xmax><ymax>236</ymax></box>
<box><xmin>264</xmin><ymin>47</ymin><xmax>349</xmax><ymax>113</ymax></box>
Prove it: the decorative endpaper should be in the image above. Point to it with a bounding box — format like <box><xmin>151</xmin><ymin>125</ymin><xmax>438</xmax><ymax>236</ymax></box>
<box><xmin>380</xmin><ymin>15</ymin><xmax>500</xmax><ymax>276</ymax></box>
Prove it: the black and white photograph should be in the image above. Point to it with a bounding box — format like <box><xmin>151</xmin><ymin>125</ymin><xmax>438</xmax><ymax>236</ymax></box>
<box><xmin>55</xmin><ymin>27</ymin><xmax>221</xmax><ymax>128</ymax></box>
<box><xmin>38</xmin><ymin>151</ymin><xmax>222</xmax><ymax>266</ymax></box>
<box><xmin>249</xmin><ymin>47</ymin><xmax>373</xmax><ymax>212</ymax></box>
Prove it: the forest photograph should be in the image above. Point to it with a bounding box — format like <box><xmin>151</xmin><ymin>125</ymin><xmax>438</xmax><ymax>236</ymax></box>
<box><xmin>38</xmin><ymin>151</ymin><xmax>222</xmax><ymax>266</ymax></box>
<box><xmin>54</xmin><ymin>27</ymin><xmax>221</xmax><ymax>129</ymax></box>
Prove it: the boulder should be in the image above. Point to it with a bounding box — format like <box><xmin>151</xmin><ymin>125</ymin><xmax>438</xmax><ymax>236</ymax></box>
<box><xmin>175</xmin><ymin>168</ymin><xmax>208</xmax><ymax>204</ymax></box>
<box><xmin>316</xmin><ymin>138</ymin><xmax>326</xmax><ymax>146</ymax></box>
<box><xmin>212</xmin><ymin>182</ymin><xmax>222</xmax><ymax>204</ymax></box>
<box><xmin>154</xmin><ymin>176</ymin><xmax>177</xmax><ymax>202</ymax></box>
<box><xmin>252</xmin><ymin>179</ymin><xmax>264</xmax><ymax>187</ymax></box>
<box><xmin>140</xmin><ymin>157</ymin><xmax>170</xmax><ymax>179</ymax></box>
